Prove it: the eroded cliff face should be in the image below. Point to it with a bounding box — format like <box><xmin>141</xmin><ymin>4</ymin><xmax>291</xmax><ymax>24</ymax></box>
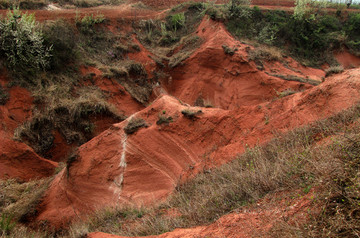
<box><xmin>1</xmin><ymin>6</ymin><xmax>360</xmax><ymax>237</ymax></box>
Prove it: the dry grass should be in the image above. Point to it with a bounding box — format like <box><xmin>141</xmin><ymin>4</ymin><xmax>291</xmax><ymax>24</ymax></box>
<box><xmin>248</xmin><ymin>45</ymin><xmax>283</xmax><ymax>62</ymax></box>
<box><xmin>325</xmin><ymin>65</ymin><xmax>344</xmax><ymax>77</ymax></box>
<box><xmin>14</xmin><ymin>84</ymin><xmax>124</xmax><ymax>155</ymax></box>
<box><xmin>268</xmin><ymin>73</ymin><xmax>321</xmax><ymax>86</ymax></box>
<box><xmin>0</xmin><ymin>178</ymin><xmax>54</xmax><ymax>237</ymax></box>
<box><xmin>68</xmin><ymin>103</ymin><xmax>360</xmax><ymax>237</ymax></box>
<box><xmin>124</xmin><ymin>117</ymin><xmax>148</xmax><ymax>134</ymax></box>
<box><xmin>0</xmin><ymin>178</ymin><xmax>51</xmax><ymax>227</ymax></box>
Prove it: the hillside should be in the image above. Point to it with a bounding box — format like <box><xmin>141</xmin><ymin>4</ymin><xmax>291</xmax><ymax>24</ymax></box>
<box><xmin>0</xmin><ymin>0</ymin><xmax>360</xmax><ymax>237</ymax></box>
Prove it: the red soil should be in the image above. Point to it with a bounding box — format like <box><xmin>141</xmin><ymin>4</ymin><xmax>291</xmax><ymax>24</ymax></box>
<box><xmin>0</xmin><ymin>136</ymin><xmax>57</xmax><ymax>181</ymax></box>
<box><xmin>335</xmin><ymin>50</ymin><xmax>360</xmax><ymax>69</ymax></box>
<box><xmin>1</xmin><ymin>2</ymin><xmax>360</xmax><ymax>235</ymax></box>
<box><xmin>0</xmin><ymin>86</ymin><xmax>33</xmax><ymax>136</ymax></box>
<box><xmin>35</xmin><ymin>67</ymin><xmax>360</xmax><ymax>227</ymax></box>
<box><xmin>0</xmin><ymin>73</ymin><xmax>57</xmax><ymax>180</ymax></box>
<box><xmin>80</xmin><ymin>66</ymin><xmax>145</xmax><ymax>116</ymax></box>
<box><xmin>165</xmin><ymin>17</ymin><xmax>321</xmax><ymax>110</ymax></box>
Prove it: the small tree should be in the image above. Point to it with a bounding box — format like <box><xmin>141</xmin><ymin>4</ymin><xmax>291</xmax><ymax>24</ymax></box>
<box><xmin>0</xmin><ymin>9</ymin><xmax>52</xmax><ymax>72</ymax></box>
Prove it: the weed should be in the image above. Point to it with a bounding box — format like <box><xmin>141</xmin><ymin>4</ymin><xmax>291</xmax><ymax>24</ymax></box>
<box><xmin>77</xmin><ymin>13</ymin><xmax>105</xmax><ymax>34</ymax></box>
<box><xmin>0</xmin><ymin>178</ymin><xmax>51</xmax><ymax>224</ymax></box>
<box><xmin>0</xmin><ymin>214</ymin><xmax>15</xmax><ymax>236</ymax></box>
<box><xmin>194</xmin><ymin>96</ymin><xmax>213</xmax><ymax>108</ymax></box>
<box><xmin>124</xmin><ymin>117</ymin><xmax>148</xmax><ymax>134</ymax></box>
<box><xmin>170</xmin><ymin>12</ymin><xmax>185</xmax><ymax>33</ymax></box>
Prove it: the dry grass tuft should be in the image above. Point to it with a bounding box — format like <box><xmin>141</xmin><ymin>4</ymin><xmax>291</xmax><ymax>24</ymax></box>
<box><xmin>0</xmin><ymin>178</ymin><xmax>51</xmax><ymax>223</ymax></box>
<box><xmin>248</xmin><ymin>45</ymin><xmax>283</xmax><ymax>62</ymax></box>
<box><xmin>325</xmin><ymin>65</ymin><xmax>344</xmax><ymax>77</ymax></box>
<box><xmin>124</xmin><ymin>117</ymin><xmax>148</xmax><ymax>134</ymax></box>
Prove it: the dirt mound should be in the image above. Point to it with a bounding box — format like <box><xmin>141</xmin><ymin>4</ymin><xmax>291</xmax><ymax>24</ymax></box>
<box><xmin>0</xmin><ymin>136</ymin><xmax>57</xmax><ymax>181</ymax></box>
<box><xmin>165</xmin><ymin>17</ymin><xmax>322</xmax><ymax>110</ymax></box>
<box><xmin>35</xmin><ymin>68</ymin><xmax>360</xmax><ymax>228</ymax></box>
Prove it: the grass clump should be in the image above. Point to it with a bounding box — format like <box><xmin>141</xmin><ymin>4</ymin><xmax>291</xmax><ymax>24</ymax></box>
<box><xmin>248</xmin><ymin>45</ymin><xmax>283</xmax><ymax>62</ymax></box>
<box><xmin>124</xmin><ymin>117</ymin><xmax>147</xmax><ymax>134</ymax></box>
<box><xmin>181</xmin><ymin>109</ymin><xmax>202</xmax><ymax>119</ymax></box>
<box><xmin>325</xmin><ymin>65</ymin><xmax>344</xmax><ymax>77</ymax></box>
<box><xmin>156</xmin><ymin>111</ymin><xmax>173</xmax><ymax>126</ymax></box>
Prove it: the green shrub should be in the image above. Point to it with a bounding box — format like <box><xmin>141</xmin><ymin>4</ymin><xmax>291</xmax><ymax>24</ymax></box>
<box><xmin>0</xmin><ymin>9</ymin><xmax>52</xmax><ymax>73</ymax></box>
<box><xmin>346</xmin><ymin>13</ymin><xmax>360</xmax><ymax>39</ymax></box>
<box><xmin>76</xmin><ymin>13</ymin><xmax>105</xmax><ymax>34</ymax></box>
<box><xmin>170</xmin><ymin>12</ymin><xmax>185</xmax><ymax>32</ymax></box>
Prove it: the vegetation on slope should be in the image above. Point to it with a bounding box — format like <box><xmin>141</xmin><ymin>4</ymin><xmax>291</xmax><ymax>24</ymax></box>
<box><xmin>223</xmin><ymin>4</ymin><xmax>360</xmax><ymax>66</ymax></box>
<box><xmin>1</xmin><ymin>1</ymin><xmax>360</xmax><ymax>237</ymax></box>
<box><xmin>0</xmin><ymin>9</ymin><xmax>152</xmax><ymax>158</ymax></box>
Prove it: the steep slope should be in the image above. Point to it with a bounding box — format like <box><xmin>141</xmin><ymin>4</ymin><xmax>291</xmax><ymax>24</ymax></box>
<box><xmin>35</xmin><ymin>68</ymin><xmax>360</xmax><ymax>227</ymax></box>
<box><xmin>0</xmin><ymin>73</ymin><xmax>57</xmax><ymax>181</ymax></box>
<box><xmin>165</xmin><ymin>17</ymin><xmax>323</xmax><ymax>110</ymax></box>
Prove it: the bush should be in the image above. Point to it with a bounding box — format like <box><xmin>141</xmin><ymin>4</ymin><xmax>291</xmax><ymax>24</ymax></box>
<box><xmin>0</xmin><ymin>9</ymin><xmax>52</xmax><ymax>73</ymax></box>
